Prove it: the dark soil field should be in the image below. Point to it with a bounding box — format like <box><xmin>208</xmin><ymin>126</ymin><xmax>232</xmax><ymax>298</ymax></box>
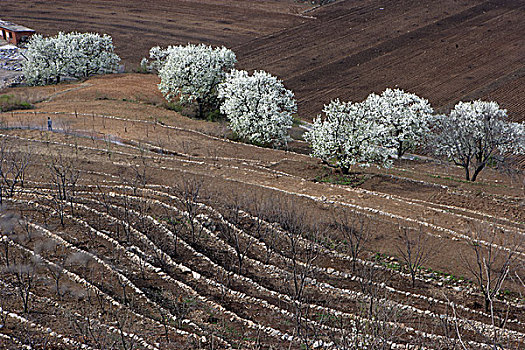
<box><xmin>2</xmin><ymin>0</ymin><xmax>310</xmax><ymax>69</ymax></box>
<box><xmin>0</xmin><ymin>74</ymin><xmax>524</xmax><ymax>349</ymax></box>
<box><xmin>237</xmin><ymin>0</ymin><xmax>525</xmax><ymax>120</ymax></box>
<box><xmin>4</xmin><ymin>0</ymin><xmax>524</xmax><ymax>120</ymax></box>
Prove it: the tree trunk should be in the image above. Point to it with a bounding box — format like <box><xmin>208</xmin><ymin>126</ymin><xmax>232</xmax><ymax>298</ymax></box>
<box><xmin>197</xmin><ymin>99</ymin><xmax>204</xmax><ymax>119</ymax></box>
<box><xmin>465</xmin><ymin>166</ymin><xmax>470</xmax><ymax>181</ymax></box>
<box><xmin>397</xmin><ymin>143</ymin><xmax>404</xmax><ymax>159</ymax></box>
<box><xmin>470</xmin><ymin>164</ymin><xmax>485</xmax><ymax>182</ymax></box>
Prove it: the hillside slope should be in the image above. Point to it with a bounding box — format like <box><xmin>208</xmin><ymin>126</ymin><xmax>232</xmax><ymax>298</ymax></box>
<box><xmin>236</xmin><ymin>0</ymin><xmax>525</xmax><ymax>120</ymax></box>
<box><xmin>0</xmin><ymin>74</ymin><xmax>524</xmax><ymax>348</ymax></box>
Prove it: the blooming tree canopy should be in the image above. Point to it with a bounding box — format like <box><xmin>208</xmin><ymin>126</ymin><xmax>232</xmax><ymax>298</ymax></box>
<box><xmin>22</xmin><ymin>32</ymin><xmax>120</xmax><ymax>86</ymax></box>
<box><xmin>304</xmin><ymin>99</ymin><xmax>394</xmax><ymax>173</ymax></box>
<box><xmin>218</xmin><ymin>70</ymin><xmax>296</xmax><ymax>147</ymax></box>
<box><xmin>432</xmin><ymin>100</ymin><xmax>525</xmax><ymax>181</ymax></box>
<box><xmin>364</xmin><ymin>88</ymin><xmax>433</xmax><ymax>158</ymax></box>
<box><xmin>140</xmin><ymin>45</ymin><xmax>180</xmax><ymax>73</ymax></box>
<box><xmin>157</xmin><ymin>44</ymin><xmax>237</xmax><ymax>118</ymax></box>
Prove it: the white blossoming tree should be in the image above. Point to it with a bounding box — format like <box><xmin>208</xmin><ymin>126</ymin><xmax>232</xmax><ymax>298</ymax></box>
<box><xmin>22</xmin><ymin>32</ymin><xmax>120</xmax><ymax>86</ymax></box>
<box><xmin>365</xmin><ymin>88</ymin><xmax>433</xmax><ymax>158</ymax></box>
<box><xmin>304</xmin><ymin>99</ymin><xmax>394</xmax><ymax>174</ymax></box>
<box><xmin>140</xmin><ymin>45</ymin><xmax>179</xmax><ymax>73</ymax></box>
<box><xmin>157</xmin><ymin>44</ymin><xmax>236</xmax><ymax>118</ymax></box>
<box><xmin>218</xmin><ymin>70</ymin><xmax>296</xmax><ymax>147</ymax></box>
<box><xmin>433</xmin><ymin>100</ymin><xmax>525</xmax><ymax>181</ymax></box>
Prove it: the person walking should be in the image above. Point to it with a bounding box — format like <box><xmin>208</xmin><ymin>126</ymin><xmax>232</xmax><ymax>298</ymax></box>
<box><xmin>47</xmin><ymin>117</ymin><xmax>52</xmax><ymax>131</ymax></box>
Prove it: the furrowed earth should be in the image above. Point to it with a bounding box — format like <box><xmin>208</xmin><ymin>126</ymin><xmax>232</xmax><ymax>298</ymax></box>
<box><xmin>0</xmin><ymin>0</ymin><xmax>524</xmax><ymax>349</ymax></box>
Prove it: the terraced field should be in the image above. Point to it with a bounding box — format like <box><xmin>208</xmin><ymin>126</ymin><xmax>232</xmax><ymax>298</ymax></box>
<box><xmin>0</xmin><ymin>74</ymin><xmax>524</xmax><ymax>349</ymax></box>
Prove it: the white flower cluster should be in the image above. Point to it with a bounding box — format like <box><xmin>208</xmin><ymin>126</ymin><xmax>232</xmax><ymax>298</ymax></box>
<box><xmin>140</xmin><ymin>45</ymin><xmax>182</xmax><ymax>73</ymax></box>
<box><xmin>218</xmin><ymin>70</ymin><xmax>296</xmax><ymax>146</ymax></box>
<box><xmin>157</xmin><ymin>44</ymin><xmax>236</xmax><ymax>116</ymax></box>
<box><xmin>305</xmin><ymin>89</ymin><xmax>433</xmax><ymax>171</ymax></box>
<box><xmin>365</xmin><ymin>88</ymin><xmax>433</xmax><ymax>157</ymax></box>
<box><xmin>433</xmin><ymin>100</ymin><xmax>525</xmax><ymax>180</ymax></box>
<box><xmin>22</xmin><ymin>32</ymin><xmax>120</xmax><ymax>86</ymax></box>
<box><xmin>305</xmin><ymin>99</ymin><xmax>395</xmax><ymax>172</ymax></box>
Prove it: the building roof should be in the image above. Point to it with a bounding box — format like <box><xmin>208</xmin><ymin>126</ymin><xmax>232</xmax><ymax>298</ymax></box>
<box><xmin>0</xmin><ymin>20</ymin><xmax>35</xmax><ymax>32</ymax></box>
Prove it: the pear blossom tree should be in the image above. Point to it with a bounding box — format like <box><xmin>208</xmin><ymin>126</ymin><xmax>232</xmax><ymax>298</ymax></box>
<box><xmin>432</xmin><ymin>100</ymin><xmax>525</xmax><ymax>181</ymax></box>
<box><xmin>365</xmin><ymin>88</ymin><xmax>433</xmax><ymax>158</ymax></box>
<box><xmin>157</xmin><ymin>44</ymin><xmax>236</xmax><ymax>118</ymax></box>
<box><xmin>22</xmin><ymin>32</ymin><xmax>120</xmax><ymax>86</ymax></box>
<box><xmin>304</xmin><ymin>99</ymin><xmax>393</xmax><ymax>174</ymax></box>
<box><xmin>140</xmin><ymin>45</ymin><xmax>180</xmax><ymax>73</ymax></box>
<box><xmin>218</xmin><ymin>70</ymin><xmax>296</xmax><ymax>147</ymax></box>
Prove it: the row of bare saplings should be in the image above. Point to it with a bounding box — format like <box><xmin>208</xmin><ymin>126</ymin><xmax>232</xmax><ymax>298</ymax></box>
<box><xmin>0</xmin><ymin>140</ymin><xmax>524</xmax><ymax>349</ymax></box>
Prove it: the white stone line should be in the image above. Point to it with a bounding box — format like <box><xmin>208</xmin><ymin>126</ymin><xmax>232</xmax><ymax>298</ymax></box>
<box><xmin>0</xmin><ymin>133</ymin><xmax>293</xmax><ymax>182</ymax></box>
<box><xmin>5</xmin><ymin>109</ymin><xmax>305</xmax><ymax>161</ymax></box>
<box><xmin>0</xmin><ymin>231</ymin><xmax>203</xmax><ymax>348</ymax></box>
<box><xmin>6</xmin><ymin>195</ymin><xmax>229</xmax><ymax>348</ymax></box>
<box><xmin>83</xmin><ymin>189</ymin><xmax>503</xmax><ymax>346</ymax></box>
<box><xmin>13</xmin><ymin>185</ymin><xmax>507</xmax><ymax>347</ymax></box>
<box><xmin>19</xmin><ymin>187</ymin><xmax>380</xmax><ymax>343</ymax></box>
<box><xmin>233</xmin><ymin>205</ymin><xmax>525</xmax><ymax>326</ymax></box>
<box><xmin>0</xmin><ymin>270</ymin><xmax>97</xmax><ymax>350</ymax></box>
<box><xmin>189</xmin><ymin>202</ymin><xmax>525</xmax><ymax>343</ymax></box>
<box><xmin>0</xmin><ymin>332</ymin><xmax>32</xmax><ymax>349</ymax></box>
<box><xmin>386</xmin><ymin>168</ymin><xmax>524</xmax><ymax>202</ymax></box>
<box><xmin>0</xmin><ymin>306</ymin><xmax>97</xmax><ymax>350</ymax></box>
<box><xmin>0</xmin><ymin>278</ymin><xmax>163</xmax><ymax>350</ymax></box>
<box><xmin>25</xmin><ymin>180</ymin><xmax>525</xmax><ymax>333</ymax></box>
<box><xmin>5</xmin><ymin>131</ymin><xmax>521</xmax><ymax>256</ymax></box>
<box><xmin>5</xmin><ymin>115</ymin><xmax>523</xmax><ymax>235</ymax></box>
<box><xmin>335</xmin><ymin>184</ymin><xmax>524</xmax><ymax>234</ymax></box>
<box><xmin>67</xmin><ymin>197</ymin><xmax>322</xmax><ymax>344</ymax></box>
<box><xmin>25</xmin><ymin>187</ymin><xmax>413</xmax><ymax>347</ymax></box>
<box><xmin>19</xmin><ymin>192</ymin><xmax>298</xmax><ymax>345</ymax></box>
<box><xmin>200</xmin><ymin>176</ymin><xmax>525</xmax><ymax>260</ymax></box>
<box><xmin>131</xmin><ymin>183</ymin><xmax>525</xmax><ymax>326</ymax></box>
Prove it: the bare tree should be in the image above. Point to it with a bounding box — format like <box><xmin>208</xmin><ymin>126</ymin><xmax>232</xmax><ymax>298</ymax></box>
<box><xmin>357</xmin><ymin>262</ymin><xmax>393</xmax><ymax>322</ymax></box>
<box><xmin>0</xmin><ymin>140</ymin><xmax>32</xmax><ymax>203</ymax></box>
<box><xmin>36</xmin><ymin>240</ymin><xmax>68</xmax><ymax>299</ymax></box>
<box><xmin>172</xmin><ymin>177</ymin><xmax>204</xmax><ymax>244</ymax></box>
<box><xmin>461</xmin><ymin>223</ymin><xmax>521</xmax><ymax>313</ymax></box>
<box><xmin>48</xmin><ymin>153</ymin><xmax>81</xmax><ymax>226</ymax></box>
<box><xmin>5</xmin><ymin>255</ymin><xmax>40</xmax><ymax>313</ymax></box>
<box><xmin>333</xmin><ymin>208</ymin><xmax>371</xmax><ymax>272</ymax></box>
<box><xmin>219</xmin><ymin>195</ymin><xmax>254</xmax><ymax>274</ymax></box>
<box><xmin>69</xmin><ymin>305</ymin><xmax>119</xmax><ymax>349</ymax></box>
<box><xmin>275</xmin><ymin>200</ymin><xmax>319</xmax><ymax>348</ymax></box>
<box><xmin>125</xmin><ymin>150</ymin><xmax>148</xmax><ymax>196</ymax></box>
<box><xmin>395</xmin><ymin>224</ymin><xmax>435</xmax><ymax>287</ymax></box>
<box><xmin>109</xmin><ymin>299</ymin><xmax>137</xmax><ymax>350</ymax></box>
<box><xmin>0</xmin><ymin>210</ymin><xmax>19</xmax><ymax>267</ymax></box>
<box><xmin>245</xmin><ymin>195</ymin><xmax>278</xmax><ymax>265</ymax></box>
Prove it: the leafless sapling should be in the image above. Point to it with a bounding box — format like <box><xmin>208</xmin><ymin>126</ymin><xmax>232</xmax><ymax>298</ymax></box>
<box><xmin>395</xmin><ymin>224</ymin><xmax>436</xmax><ymax>287</ymax></box>
<box><xmin>48</xmin><ymin>153</ymin><xmax>81</xmax><ymax>226</ymax></box>
<box><xmin>333</xmin><ymin>208</ymin><xmax>372</xmax><ymax>272</ymax></box>
<box><xmin>0</xmin><ymin>140</ymin><xmax>32</xmax><ymax>203</ymax></box>
<box><xmin>461</xmin><ymin>222</ymin><xmax>521</xmax><ymax>313</ymax></box>
<box><xmin>172</xmin><ymin>177</ymin><xmax>204</xmax><ymax>244</ymax></box>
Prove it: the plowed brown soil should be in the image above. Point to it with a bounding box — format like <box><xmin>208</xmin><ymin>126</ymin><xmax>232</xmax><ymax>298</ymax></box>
<box><xmin>3</xmin><ymin>0</ymin><xmax>524</xmax><ymax>121</ymax></box>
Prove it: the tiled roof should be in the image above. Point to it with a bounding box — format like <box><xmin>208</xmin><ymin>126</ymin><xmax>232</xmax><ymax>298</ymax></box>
<box><xmin>0</xmin><ymin>20</ymin><xmax>35</xmax><ymax>32</ymax></box>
